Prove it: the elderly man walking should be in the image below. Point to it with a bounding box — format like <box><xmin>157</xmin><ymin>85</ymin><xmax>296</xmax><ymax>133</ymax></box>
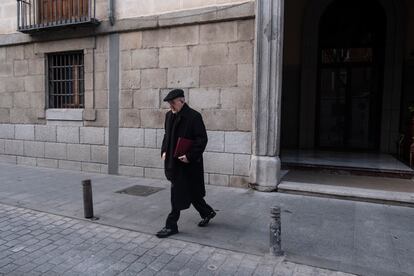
<box><xmin>156</xmin><ymin>89</ymin><xmax>216</xmax><ymax>238</ymax></box>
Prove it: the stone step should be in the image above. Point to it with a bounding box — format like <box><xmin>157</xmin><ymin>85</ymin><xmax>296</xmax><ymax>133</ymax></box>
<box><xmin>278</xmin><ymin>181</ymin><xmax>414</xmax><ymax>207</ymax></box>
<box><xmin>281</xmin><ymin>162</ymin><xmax>414</xmax><ymax>179</ymax></box>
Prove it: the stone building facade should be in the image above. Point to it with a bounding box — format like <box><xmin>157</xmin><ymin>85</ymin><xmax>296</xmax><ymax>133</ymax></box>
<box><xmin>1</xmin><ymin>0</ymin><xmax>413</xmax><ymax>191</ymax></box>
<box><xmin>0</xmin><ymin>0</ymin><xmax>256</xmax><ymax>188</ymax></box>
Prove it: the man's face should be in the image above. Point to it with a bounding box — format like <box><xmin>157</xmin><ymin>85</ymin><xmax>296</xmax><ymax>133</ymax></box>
<box><xmin>168</xmin><ymin>98</ymin><xmax>184</xmax><ymax>113</ymax></box>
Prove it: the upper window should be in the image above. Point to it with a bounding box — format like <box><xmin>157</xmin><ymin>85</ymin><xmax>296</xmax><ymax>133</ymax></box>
<box><xmin>17</xmin><ymin>0</ymin><xmax>99</xmax><ymax>33</ymax></box>
<box><xmin>38</xmin><ymin>0</ymin><xmax>90</xmax><ymax>23</ymax></box>
<box><xmin>47</xmin><ymin>51</ymin><xmax>84</xmax><ymax>109</ymax></box>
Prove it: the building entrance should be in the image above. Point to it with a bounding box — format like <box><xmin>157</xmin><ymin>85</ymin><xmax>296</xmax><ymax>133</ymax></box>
<box><xmin>316</xmin><ymin>0</ymin><xmax>386</xmax><ymax>150</ymax></box>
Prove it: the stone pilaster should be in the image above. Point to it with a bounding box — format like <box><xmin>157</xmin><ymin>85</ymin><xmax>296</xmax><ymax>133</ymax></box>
<box><xmin>249</xmin><ymin>0</ymin><xmax>284</xmax><ymax>192</ymax></box>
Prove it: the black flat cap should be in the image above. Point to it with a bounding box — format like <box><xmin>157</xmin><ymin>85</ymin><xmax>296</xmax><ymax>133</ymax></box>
<box><xmin>163</xmin><ymin>89</ymin><xmax>184</xmax><ymax>102</ymax></box>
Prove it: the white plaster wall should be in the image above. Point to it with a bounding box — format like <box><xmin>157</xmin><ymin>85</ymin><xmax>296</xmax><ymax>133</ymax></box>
<box><xmin>0</xmin><ymin>0</ymin><xmax>17</xmax><ymax>35</ymax></box>
<box><xmin>113</xmin><ymin>0</ymin><xmax>250</xmax><ymax>20</ymax></box>
<box><xmin>0</xmin><ymin>0</ymin><xmax>253</xmax><ymax>35</ymax></box>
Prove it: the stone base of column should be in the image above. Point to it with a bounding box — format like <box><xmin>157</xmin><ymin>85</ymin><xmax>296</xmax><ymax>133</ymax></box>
<box><xmin>249</xmin><ymin>155</ymin><xmax>281</xmax><ymax>192</ymax></box>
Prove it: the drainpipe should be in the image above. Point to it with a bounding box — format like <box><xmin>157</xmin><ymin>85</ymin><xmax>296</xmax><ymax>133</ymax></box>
<box><xmin>108</xmin><ymin>0</ymin><xmax>115</xmax><ymax>25</ymax></box>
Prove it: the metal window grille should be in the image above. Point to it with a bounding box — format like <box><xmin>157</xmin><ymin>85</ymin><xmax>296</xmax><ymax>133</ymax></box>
<box><xmin>47</xmin><ymin>51</ymin><xmax>84</xmax><ymax>109</ymax></box>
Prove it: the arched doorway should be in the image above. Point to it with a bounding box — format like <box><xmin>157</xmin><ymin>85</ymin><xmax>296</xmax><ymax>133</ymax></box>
<box><xmin>316</xmin><ymin>0</ymin><xmax>386</xmax><ymax>150</ymax></box>
<box><xmin>299</xmin><ymin>0</ymin><xmax>404</xmax><ymax>154</ymax></box>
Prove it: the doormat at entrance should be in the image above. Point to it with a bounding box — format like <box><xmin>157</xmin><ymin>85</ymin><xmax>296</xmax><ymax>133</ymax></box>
<box><xmin>115</xmin><ymin>185</ymin><xmax>165</xmax><ymax>197</ymax></box>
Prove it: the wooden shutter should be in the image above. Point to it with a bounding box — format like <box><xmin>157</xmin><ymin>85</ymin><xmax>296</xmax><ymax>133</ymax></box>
<box><xmin>38</xmin><ymin>0</ymin><xmax>89</xmax><ymax>24</ymax></box>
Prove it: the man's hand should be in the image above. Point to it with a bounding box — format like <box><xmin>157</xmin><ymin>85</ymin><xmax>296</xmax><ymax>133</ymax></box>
<box><xmin>178</xmin><ymin>155</ymin><xmax>189</xmax><ymax>163</ymax></box>
<box><xmin>162</xmin><ymin>152</ymin><xmax>166</xmax><ymax>160</ymax></box>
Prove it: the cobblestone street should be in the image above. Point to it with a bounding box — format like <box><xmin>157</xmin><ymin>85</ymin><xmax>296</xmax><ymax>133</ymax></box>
<box><xmin>0</xmin><ymin>203</ymin><xmax>352</xmax><ymax>276</ymax></box>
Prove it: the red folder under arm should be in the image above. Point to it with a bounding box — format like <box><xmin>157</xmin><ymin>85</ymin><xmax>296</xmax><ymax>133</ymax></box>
<box><xmin>174</xmin><ymin>137</ymin><xmax>194</xmax><ymax>158</ymax></box>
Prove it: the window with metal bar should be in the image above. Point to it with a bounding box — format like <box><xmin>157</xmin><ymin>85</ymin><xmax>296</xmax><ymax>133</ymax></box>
<box><xmin>17</xmin><ymin>0</ymin><xmax>98</xmax><ymax>34</ymax></box>
<box><xmin>47</xmin><ymin>51</ymin><xmax>84</xmax><ymax>109</ymax></box>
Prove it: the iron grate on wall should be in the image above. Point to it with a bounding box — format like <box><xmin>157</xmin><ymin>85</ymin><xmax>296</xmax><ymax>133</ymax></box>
<box><xmin>115</xmin><ymin>185</ymin><xmax>165</xmax><ymax>197</ymax></box>
<box><xmin>48</xmin><ymin>51</ymin><xmax>84</xmax><ymax>109</ymax></box>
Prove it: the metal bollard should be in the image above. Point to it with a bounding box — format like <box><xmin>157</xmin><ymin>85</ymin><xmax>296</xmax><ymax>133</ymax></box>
<box><xmin>270</xmin><ymin>206</ymin><xmax>283</xmax><ymax>256</ymax></box>
<box><xmin>82</xmin><ymin>179</ymin><xmax>94</xmax><ymax>219</ymax></box>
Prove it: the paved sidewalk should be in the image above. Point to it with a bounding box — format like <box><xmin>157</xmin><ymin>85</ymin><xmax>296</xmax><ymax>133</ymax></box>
<box><xmin>0</xmin><ymin>163</ymin><xmax>414</xmax><ymax>275</ymax></box>
<box><xmin>0</xmin><ymin>203</ymin><xmax>352</xmax><ymax>276</ymax></box>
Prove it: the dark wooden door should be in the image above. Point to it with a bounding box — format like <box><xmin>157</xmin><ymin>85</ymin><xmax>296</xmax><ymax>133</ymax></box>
<box><xmin>317</xmin><ymin>56</ymin><xmax>382</xmax><ymax>150</ymax></box>
<box><xmin>316</xmin><ymin>0</ymin><xmax>386</xmax><ymax>151</ymax></box>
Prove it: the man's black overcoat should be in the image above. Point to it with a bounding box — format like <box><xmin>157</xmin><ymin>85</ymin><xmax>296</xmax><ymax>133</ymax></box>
<box><xmin>161</xmin><ymin>103</ymin><xmax>208</xmax><ymax>210</ymax></box>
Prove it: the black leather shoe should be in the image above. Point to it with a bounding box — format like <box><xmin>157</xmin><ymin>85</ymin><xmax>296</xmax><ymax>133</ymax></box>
<box><xmin>198</xmin><ymin>211</ymin><xmax>216</xmax><ymax>227</ymax></box>
<box><xmin>156</xmin><ymin>227</ymin><xmax>178</xmax><ymax>238</ymax></box>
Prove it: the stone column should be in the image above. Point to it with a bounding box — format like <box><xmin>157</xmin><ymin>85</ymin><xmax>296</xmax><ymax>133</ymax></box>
<box><xmin>249</xmin><ymin>0</ymin><xmax>284</xmax><ymax>192</ymax></box>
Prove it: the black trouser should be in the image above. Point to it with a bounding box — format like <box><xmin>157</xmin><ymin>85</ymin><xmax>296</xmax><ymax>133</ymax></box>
<box><xmin>165</xmin><ymin>198</ymin><xmax>214</xmax><ymax>230</ymax></box>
